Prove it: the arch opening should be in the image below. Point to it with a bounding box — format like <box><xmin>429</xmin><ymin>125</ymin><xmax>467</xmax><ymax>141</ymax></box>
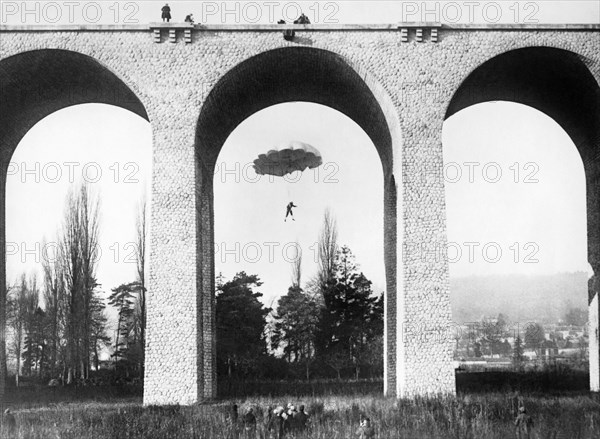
<box><xmin>0</xmin><ymin>50</ymin><xmax>150</xmax><ymax>396</ymax></box>
<box><xmin>192</xmin><ymin>46</ymin><xmax>402</xmax><ymax>399</ymax></box>
<box><xmin>444</xmin><ymin>46</ymin><xmax>600</xmax><ymax>391</ymax></box>
<box><xmin>213</xmin><ymin>101</ymin><xmax>386</xmax><ymax>380</ymax></box>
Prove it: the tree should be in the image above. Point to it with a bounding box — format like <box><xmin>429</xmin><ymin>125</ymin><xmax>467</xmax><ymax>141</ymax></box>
<box><xmin>6</xmin><ymin>276</ymin><xmax>28</xmax><ymax>386</ymax></box>
<box><xmin>108</xmin><ymin>282</ymin><xmax>139</xmax><ymax>374</ymax></box>
<box><xmin>272</xmin><ymin>286</ymin><xmax>320</xmax><ymax>379</ymax></box>
<box><xmin>316</xmin><ymin>209</ymin><xmax>338</xmax><ymax>290</ymax></box>
<box><xmin>564</xmin><ymin>307</ymin><xmax>586</xmax><ymax>327</ymax></box>
<box><xmin>42</xmin><ymin>237</ymin><xmax>66</xmax><ymax>379</ymax></box>
<box><xmin>23</xmin><ymin>306</ymin><xmax>52</xmax><ymax>379</ymax></box>
<box><xmin>21</xmin><ymin>275</ymin><xmax>40</xmax><ymax>377</ymax></box>
<box><xmin>318</xmin><ymin>246</ymin><xmax>383</xmax><ymax>379</ymax></box>
<box><xmin>89</xmin><ymin>295</ymin><xmax>111</xmax><ymax>372</ymax></box>
<box><xmin>134</xmin><ymin>195</ymin><xmax>148</xmax><ymax>374</ymax></box>
<box><xmin>60</xmin><ymin>183</ymin><xmax>102</xmax><ymax>382</ymax></box>
<box><xmin>512</xmin><ymin>335</ymin><xmax>524</xmax><ymax>370</ymax></box>
<box><xmin>524</xmin><ymin>323</ymin><xmax>545</xmax><ymax>351</ymax></box>
<box><xmin>216</xmin><ymin>272</ymin><xmax>270</xmax><ymax>377</ymax></box>
<box><xmin>290</xmin><ymin>241</ymin><xmax>302</xmax><ymax>289</ymax></box>
<box><xmin>323</xmin><ymin>344</ymin><xmax>347</xmax><ymax>380</ymax></box>
<box><xmin>480</xmin><ymin>313</ymin><xmax>507</xmax><ymax>356</ymax></box>
<box><xmin>473</xmin><ymin>342</ymin><xmax>482</xmax><ymax>358</ymax></box>
<box><xmin>78</xmin><ymin>184</ymin><xmax>100</xmax><ymax>380</ymax></box>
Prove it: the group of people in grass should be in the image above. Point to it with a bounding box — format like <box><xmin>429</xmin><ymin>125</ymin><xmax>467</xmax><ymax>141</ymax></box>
<box><xmin>226</xmin><ymin>402</ymin><xmax>375</xmax><ymax>438</ymax></box>
<box><xmin>0</xmin><ymin>403</ymin><xmax>534</xmax><ymax>438</ymax></box>
<box><xmin>227</xmin><ymin>403</ymin><xmax>310</xmax><ymax>438</ymax></box>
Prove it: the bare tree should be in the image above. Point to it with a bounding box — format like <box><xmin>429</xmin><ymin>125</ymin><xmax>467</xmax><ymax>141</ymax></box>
<box><xmin>61</xmin><ymin>188</ymin><xmax>82</xmax><ymax>384</ymax></box>
<box><xmin>317</xmin><ymin>209</ymin><xmax>338</xmax><ymax>290</ymax></box>
<box><xmin>21</xmin><ymin>274</ymin><xmax>39</xmax><ymax>377</ymax></box>
<box><xmin>6</xmin><ymin>276</ymin><xmax>27</xmax><ymax>387</ymax></box>
<box><xmin>291</xmin><ymin>241</ymin><xmax>302</xmax><ymax>288</ymax></box>
<box><xmin>134</xmin><ymin>195</ymin><xmax>147</xmax><ymax>374</ymax></box>
<box><xmin>60</xmin><ymin>183</ymin><xmax>101</xmax><ymax>383</ymax></box>
<box><xmin>78</xmin><ymin>184</ymin><xmax>100</xmax><ymax>379</ymax></box>
<box><xmin>42</xmin><ymin>237</ymin><xmax>65</xmax><ymax>380</ymax></box>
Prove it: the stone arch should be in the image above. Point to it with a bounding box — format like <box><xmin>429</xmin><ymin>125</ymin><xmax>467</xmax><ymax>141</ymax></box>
<box><xmin>0</xmin><ymin>49</ymin><xmax>149</xmax><ymax>162</ymax></box>
<box><xmin>0</xmin><ymin>48</ymin><xmax>149</xmax><ymax>395</ymax></box>
<box><xmin>193</xmin><ymin>46</ymin><xmax>403</xmax><ymax>398</ymax></box>
<box><xmin>445</xmin><ymin>46</ymin><xmax>600</xmax><ymax>391</ymax></box>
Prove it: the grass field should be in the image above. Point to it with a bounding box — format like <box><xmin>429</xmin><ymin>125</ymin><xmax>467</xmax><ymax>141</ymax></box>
<box><xmin>2</xmin><ymin>376</ymin><xmax>600</xmax><ymax>438</ymax></box>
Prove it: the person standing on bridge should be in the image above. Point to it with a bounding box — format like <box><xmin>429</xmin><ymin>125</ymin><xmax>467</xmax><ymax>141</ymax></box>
<box><xmin>161</xmin><ymin>4</ymin><xmax>172</xmax><ymax>22</ymax></box>
<box><xmin>294</xmin><ymin>13</ymin><xmax>311</xmax><ymax>24</ymax></box>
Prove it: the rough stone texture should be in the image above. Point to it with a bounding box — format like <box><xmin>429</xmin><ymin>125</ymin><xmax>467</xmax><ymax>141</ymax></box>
<box><xmin>591</xmin><ymin>283</ymin><xmax>600</xmax><ymax>392</ymax></box>
<box><xmin>0</xmin><ymin>25</ymin><xmax>599</xmax><ymax>404</ymax></box>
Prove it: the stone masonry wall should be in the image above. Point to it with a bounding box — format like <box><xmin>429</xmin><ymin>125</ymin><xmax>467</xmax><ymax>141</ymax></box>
<box><xmin>0</xmin><ymin>25</ymin><xmax>598</xmax><ymax>404</ymax></box>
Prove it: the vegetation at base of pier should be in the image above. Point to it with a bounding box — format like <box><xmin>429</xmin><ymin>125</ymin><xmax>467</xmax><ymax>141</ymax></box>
<box><xmin>2</xmin><ymin>387</ymin><xmax>600</xmax><ymax>439</ymax></box>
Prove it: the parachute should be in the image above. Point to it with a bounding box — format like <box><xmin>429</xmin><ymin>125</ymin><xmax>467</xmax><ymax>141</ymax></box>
<box><xmin>253</xmin><ymin>141</ymin><xmax>322</xmax><ymax>177</ymax></box>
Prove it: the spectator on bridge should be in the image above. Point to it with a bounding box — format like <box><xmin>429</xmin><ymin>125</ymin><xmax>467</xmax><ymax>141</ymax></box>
<box><xmin>514</xmin><ymin>406</ymin><xmax>534</xmax><ymax>439</ymax></box>
<box><xmin>185</xmin><ymin>13</ymin><xmax>194</xmax><ymax>24</ymax></box>
<box><xmin>161</xmin><ymin>4</ymin><xmax>172</xmax><ymax>22</ymax></box>
<box><xmin>294</xmin><ymin>13</ymin><xmax>311</xmax><ymax>24</ymax></box>
<box><xmin>279</xmin><ymin>19</ymin><xmax>295</xmax><ymax>41</ymax></box>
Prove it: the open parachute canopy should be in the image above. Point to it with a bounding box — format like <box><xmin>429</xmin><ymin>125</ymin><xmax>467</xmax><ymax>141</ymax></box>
<box><xmin>253</xmin><ymin>141</ymin><xmax>322</xmax><ymax>177</ymax></box>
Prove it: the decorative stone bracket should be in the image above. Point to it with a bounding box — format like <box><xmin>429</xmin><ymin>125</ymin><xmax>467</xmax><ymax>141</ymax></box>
<box><xmin>150</xmin><ymin>23</ymin><xmax>194</xmax><ymax>43</ymax></box>
<box><xmin>399</xmin><ymin>26</ymin><xmax>440</xmax><ymax>43</ymax></box>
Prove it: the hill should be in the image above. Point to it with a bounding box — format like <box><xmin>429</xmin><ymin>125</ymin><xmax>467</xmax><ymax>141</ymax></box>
<box><xmin>450</xmin><ymin>272</ymin><xmax>589</xmax><ymax>324</ymax></box>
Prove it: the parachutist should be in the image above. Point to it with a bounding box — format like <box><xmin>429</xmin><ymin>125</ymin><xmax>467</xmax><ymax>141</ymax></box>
<box><xmin>285</xmin><ymin>202</ymin><xmax>297</xmax><ymax>221</ymax></box>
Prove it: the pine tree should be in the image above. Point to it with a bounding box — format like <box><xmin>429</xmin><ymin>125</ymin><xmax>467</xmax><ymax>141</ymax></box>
<box><xmin>108</xmin><ymin>282</ymin><xmax>139</xmax><ymax>375</ymax></box>
<box><xmin>513</xmin><ymin>335</ymin><xmax>524</xmax><ymax>370</ymax></box>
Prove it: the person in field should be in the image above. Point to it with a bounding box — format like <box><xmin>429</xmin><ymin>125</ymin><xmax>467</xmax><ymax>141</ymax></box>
<box><xmin>293</xmin><ymin>405</ymin><xmax>309</xmax><ymax>431</ymax></box>
<box><xmin>3</xmin><ymin>409</ymin><xmax>16</xmax><ymax>438</ymax></box>
<box><xmin>228</xmin><ymin>404</ymin><xmax>239</xmax><ymax>439</ymax></box>
<box><xmin>514</xmin><ymin>406</ymin><xmax>534</xmax><ymax>439</ymax></box>
<box><xmin>267</xmin><ymin>406</ymin><xmax>286</xmax><ymax>438</ymax></box>
<box><xmin>243</xmin><ymin>407</ymin><xmax>257</xmax><ymax>436</ymax></box>
<box><xmin>184</xmin><ymin>13</ymin><xmax>194</xmax><ymax>24</ymax></box>
<box><xmin>285</xmin><ymin>202</ymin><xmax>297</xmax><ymax>222</ymax></box>
<box><xmin>356</xmin><ymin>417</ymin><xmax>375</xmax><ymax>438</ymax></box>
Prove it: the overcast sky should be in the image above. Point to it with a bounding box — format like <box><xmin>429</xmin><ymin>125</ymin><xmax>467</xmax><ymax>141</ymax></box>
<box><xmin>3</xmin><ymin>1</ymin><xmax>596</xmax><ymax>313</ymax></box>
<box><xmin>0</xmin><ymin>1</ymin><xmax>598</xmax><ymax>25</ymax></box>
<box><xmin>7</xmin><ymin>99</ymin><xmax>591</xmax><ymax>309</ymax></box>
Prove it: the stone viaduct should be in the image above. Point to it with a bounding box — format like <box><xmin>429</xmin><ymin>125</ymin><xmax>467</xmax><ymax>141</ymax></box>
<box><xmin>0</xmin><ymin>22</ymin><xmax>598</xmax><ymax>405</ymax></box>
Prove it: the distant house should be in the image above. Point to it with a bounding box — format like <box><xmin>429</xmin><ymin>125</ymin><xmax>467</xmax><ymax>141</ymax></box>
<box><xmin>539</xmin><ymin>340</ymin><xmax>559</xmax><ymax>358</ymax></box>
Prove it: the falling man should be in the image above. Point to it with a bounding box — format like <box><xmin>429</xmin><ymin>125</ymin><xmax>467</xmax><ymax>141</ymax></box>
<box><xmin>285</xmin><ymin>201</ymin><xmax>297</xmax><ymax>221</ymax></box>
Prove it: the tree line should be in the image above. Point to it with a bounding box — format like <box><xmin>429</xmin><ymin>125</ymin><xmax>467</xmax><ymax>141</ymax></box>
<box><xmin>3</xmin><ymin>183</ymin><xmax>147</xmax><ymax>387</ymax></box>
<box><xmin>216</xmin><ymin>210</ymin><xmax>384</xmax><ymax>380</ymax></box>
<box><xmin>2</xmin><ymin>196</ymin><xmax>383</xmax><ymax>390</ymax></box>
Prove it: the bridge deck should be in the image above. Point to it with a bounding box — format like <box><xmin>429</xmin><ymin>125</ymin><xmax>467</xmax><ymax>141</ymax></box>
<box><xmin>0</xmin><ymin>23</ymin><xmax>598</xmax><ymax>32</ymax></box>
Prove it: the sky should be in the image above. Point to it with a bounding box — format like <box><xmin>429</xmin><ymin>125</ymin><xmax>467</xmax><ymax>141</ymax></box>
<box><xmin>0</xmin><ymin>1</ymin><xmax>598</xmax><ymax>26</ymax></box>
<box><xmin>3</xmin><ymin>0</ymin><xmax>597</xmax><ymax>315</ymax></box>
<box><xmin>7</xmin><ymin>100</ymin><xmax>591</xmax><ymax>311</ymax></box>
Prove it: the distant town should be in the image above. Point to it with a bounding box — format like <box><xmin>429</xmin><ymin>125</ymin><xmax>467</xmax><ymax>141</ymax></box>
<box><xmin>453</xmin><ymin>309</ymin><xmax>588</xmax><ymax>372</ymax></box>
